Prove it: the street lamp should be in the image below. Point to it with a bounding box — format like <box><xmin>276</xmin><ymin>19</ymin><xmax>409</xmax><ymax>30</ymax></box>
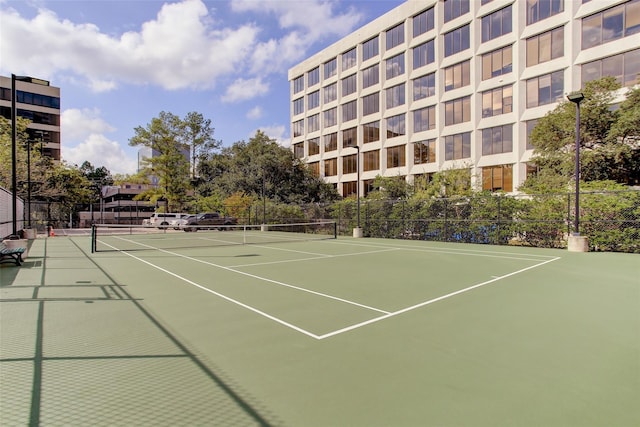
<box><xmin>11</xmin><ymin>74</ymin><xmax>33</xmax><ymax>237</ymax></box>
<box><xmin>348</xmin><ymin>144</ymin><xmax>362</xmax><ymax>238</ymax></box>
<box><xmin>566</xmin><ymin>91</ymin><xmax>588</xmax><ymax>252</ymax></box>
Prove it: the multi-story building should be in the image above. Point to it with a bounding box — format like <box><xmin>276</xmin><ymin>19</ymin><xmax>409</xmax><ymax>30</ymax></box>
<box><xmin>288</xmin><ymin>0</ymin><xmax>640</xmax><ymax>197</ymax></box>
<box><xmin>0</xmin><ymin>75</ymin><xmax>62</xmax><ymax>161</ymax></box>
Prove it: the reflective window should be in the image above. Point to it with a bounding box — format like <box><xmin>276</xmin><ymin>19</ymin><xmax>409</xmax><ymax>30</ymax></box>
<box><xmin>387</xmin><ymin>145</ymin><xmax>406</xmax><ymax>168</ymax></box>
<box><xmin>324</xmin><ymin>108</ymin><xmax>337</xmax><ymax>127</ymax></box>
<box><xmin>413</xmin><ymin>73</ymin><xmax>436</xmax><ymax>100</ymax></box>
<box><xmin>414</xmin><ymin>139</ymin><xmax>436</xmax><ymax>164</ymax></box>
<box><xmin>362</xmin><ymin>64</ymin><xmax>380</xmax><ymax>88</ymax></box>
<box><xmin>293</xmin><ymin>75</ymin><xmax>304</xmax><ymax>94</ymax></box>
<box><xmin>386</xmin><ymin>83</ymin><xmax>406</xmax><ymax>109</ymax></box>
<box><xmin>482</xmin><ymin>125</ymin><xmax>513</xmax><ymax>155</ymax></box>
<box><xmin>363</xmin><ymin>36</ymin><xmax>379</xmax><ymax>61</ymax></box>
<box><xmin>526</xmin><ymin>119</ymin><xmax>538</xmax><ymax>150</ymax></box>
<box><xmin>445</xmin><ymin>132</ymin><xmax>471</xmax><ymax>160</ymax></box>
<box><xmin>362</xmin><ymin>92</ymin><xmax>380</xmax><ymax>116</ymax></box>
<box><xmin>527</xmin><ymin>27</ymin><xmax>564</xmax><ymax>66</ymax></box>
<box><xmin>323</xmin><ymin>83</ymin><xmax>337</xmax><ymax>103</ymax></box>
<box><xmin>342</xmin><ymin>181</ymin><xmax>357</xmax><ymax>197</ymax></box>
<box><xmin>324</xmin><ymin>133</ymin><xmax>337</xmax><ymax>152</ymax></box>
<box><xmin>386</xmin><ymin>53</ymin><xmax>405</xmax><ymax>79</ymax></box>
<box><xmin>342</xmin><ymin>100</ymin><xmax>357</xmax><ymax>122</ymax></box>
<box><xmin>527</xmin><ymin>0</ymin><xmax>564</xmax><ymax>25</ymax></box>
<box><xmin>308</xmin><ymin>67</ymin><xmax>320</xmax><ymax>87</ymax></box>
<box><xmin>324</xmin><ymin>158</ymin><xmax>338</xmax><ymax>176</ymax></box>
<box><xmin>482</xmin><ymin>5</ymin><xmax>512</xmax><ymax>42</ymax></box>
<box><xmin>445</xmin><ymin>60</ymin><xmax>471</xmax><ymax>91</ymax></box>
<box><xmin>386</xmin><ymin>23</ymin><xmax>405</xmax><ymax>50</ymax></box>
<box><xmin>582</xmin><ymin>1</ymin><xmax>640</xmax><ymax>49</ymax></box>
<box><xmin>482</xmin><ymin>45</ymin><xmax>512</xmax><ymax>80</ymax></box>
<box><xmin>413</xmin><ymin>40</ymin><xmax>435</xmax><ymax>69</ymax></box>
<box><xmin>413</xmin><ymin>8</ymin><xmax>435</xmax><ymax>37</ymax></box>
<box><xmin>307</xmin><ymin>114</ymin><xmax>319</xmax><ymax>133</ymax></box>
<box><xmin>482</xmin><ymin>85</ymin><xmax>513</xmax><ymax>117</ymax></box>
<box><xmin>308</xmin><ymin>138</ymin><xmax>320</xmax><ymax>156</ymax></box>
<box><xmin>444</xmin><ymin>0</ymin><xmax>470</xmax><ymax>23</ymax></box>
<box><xmin>342</xmin><ymin>74</ymin><xmax>357</xmax><ymax>96</ymax></box>
<box><xmin>342</xmin><ymin>47</ymin><xmax>357</xmax><ymax>71</ymax></box>
<box><xmin>386</xmin><ymin>114</ymin><xmax>406</xmax><ymax>138</ymax></box>
<box><xmin>413</xmin><ymin>106</ymin><xmax>436</xmax><ymax>133</ymax></box>
<box><xmin>482</xmin><ymin>165</ymin><xmax>513</xmax><ymax>192</ymax></box>
<box><xmin>445</xmin><ymin>96</ymin><xmax>471</xmax><ymax>126</ymax></box>
<box><xmin>343</xmin><ymin>154</ymin><xmax>357</xmax><ymax>174</ymax></box>
<box><xmin>293</xmin><ymin>98</ymin><xmax>304</xmax><ymax>115</ymax></box>
<box><xmin>364</xmin><ymin>150</ymin><xmax>380</xmax><ymax>171</ymax></box>
<box><xmin>444</xmin><ymin>24</ymin><xmax>470</xmax><ymax>57</ymax></box>
<box><xmin>363</xmin><ymin>121</ymin><xmax>380</xmax><ymax>144</ymax></box>
<box><xmin>293</xmin><ymin>119</ymin><xmax>304</xmax><ymax>137</ymax></box>
<box><xmin>294</xmin><ymin>143</ymin><xmax>304</xmax><ymax>158</ymax></box>
<box><xmin>307</xmin><ymin>90</ymin><xmax>319</xmax><ymax>110</ymax></box>
<box><xmin>526</xmin><ymin>70</ymin><xmax>564</xmax><ymax>108</ymax></box>
<box><xmin>342</xmin><ymin>127</ymin><xmax>357</xmax><ymax>148</ymax></box>
<box><xmin>582</xmin><ymin>48</ymin><xmax>640</xmax><ymax>87</ymax></box>
<box><xmin>324</xmin><ymin>58</ymin><xmax>337</xmax><ymax>79</ymax></box>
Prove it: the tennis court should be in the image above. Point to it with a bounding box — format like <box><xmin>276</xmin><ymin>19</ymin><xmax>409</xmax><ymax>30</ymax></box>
<box><xmin>1</xmin><ymin>229</ymin><xmax>639</xmax><ymax>426</ymax></box>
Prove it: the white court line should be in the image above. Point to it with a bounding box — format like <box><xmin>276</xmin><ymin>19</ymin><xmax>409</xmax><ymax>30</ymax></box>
<box><xmin>108</xmin><ymin>237</ymin><xmax>390</xmax><ymax>315</ymax></box>
<box><xmin>316</xmin><ymin>256</ymin><xmax>562</xmax><ymax>339</ymax></box>
<box><xmin>229</xmin><ymin>247</ymin><xmax>400</xmax><ymax>268</ymax></box>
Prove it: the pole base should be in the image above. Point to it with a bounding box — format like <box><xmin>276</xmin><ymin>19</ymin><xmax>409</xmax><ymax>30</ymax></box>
<box><xmin>353</xmin><ymin>227</ymin><xmax>363</xmax><ymax>238</ymax></box>
<box><xmin>568</xmin><ymin>234</ymin><xmax>589</xmax><ymax>252</ymax></box>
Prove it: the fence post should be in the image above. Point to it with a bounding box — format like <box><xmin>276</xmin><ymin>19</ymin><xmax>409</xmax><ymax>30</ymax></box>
<box><xmin>567</xmin><ymin>193</ymin><xmax>572</xmax><ymax>237</ymax></box>
<box><xmin>444</xmin><ymin>198</ymin><xmax>448</xmax><ymax>242</ymax></box>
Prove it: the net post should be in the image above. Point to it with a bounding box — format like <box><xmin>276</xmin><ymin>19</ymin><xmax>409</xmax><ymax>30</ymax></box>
<box><xmin>91</xmin><ymin>224</ymin><xmax>96</xmax><ymax>253</ymax></box>
<box><xmin>333</xmin><ymin>221</ymin><xmax>337</xmax><ymax>239</ymax></box>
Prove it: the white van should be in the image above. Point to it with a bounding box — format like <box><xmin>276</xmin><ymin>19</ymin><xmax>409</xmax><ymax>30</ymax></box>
<box><xmin>147</xmin><ymin>213</ymin><xmax>188</xmax><ymax>228</ymax></box>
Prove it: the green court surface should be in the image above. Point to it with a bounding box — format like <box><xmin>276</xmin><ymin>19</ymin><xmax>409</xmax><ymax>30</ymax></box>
<box><xmin>1</xmin><ymin>234</ymin><xmax>638</xmax><ymax>426</ymax></box>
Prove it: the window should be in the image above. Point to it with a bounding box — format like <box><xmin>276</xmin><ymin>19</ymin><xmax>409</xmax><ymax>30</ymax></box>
<box><xmin>342</xmin><ymin>127</ymin><xmax>357</xmax><ymax>148</ymax></box>
<box><xmin>386</xmin><ymin>23</ymin><xmax>405</xmax><ymax>50</ymax></box>
<box><xmin>413</xmin><ymin>40</ymin><xmax>435</xmax><ymax>69</ymax></box>
<box><xmin>386</xmin><ymin>114</ymin><xmax>406</xmax><ymax>138</ymax></box>
<box><xmin>445</xmin><ymin>132</ymin><xmax>471</xmax><ymax>160</ymax></box>
<box><xmin>386</xmin><ymin>53</ymin><xmax>405</xmax><ymax>79</ymax></box>
<box><xmin>324</xmin><ymin>158</ymin><xmax>338</xmax><ymax>176</ymax></box>
<box><xmin>527</xmin><ymin>0</ymin><xmax>564</xmax><ymax>25</ymax></box>
<box><xmin>582</xmin><ymin>48</ymin><xmax>640</xmax><ymax>87</ymax></box>
<box><xmin>363</xmin><ymin>36</ymin><xmax>379</xmax><ymax>61</ymax></box>
<box><xmin>324</xmin><ymin>133</ymin><xmax>337</xmax><ymax>152</ymax></box>
<box><xmin>444</xmin><ymin>24</ymin><xmax>470</xmax><ymax>57</ymax></box>
<box><xmin>413</xmin><ymin>106</ymin><xmax>436</xmax><ymax>133</ymax></box>
<box><xmin>482</xmin><ymin>165</ymin><xmax>513</xmax><ymax>192</ymax></box>
<box><xmin>482</xmin><ymin>85</ymin><xmax>513</xmax><ymax>117</ymax></box>
<box><xmin>444</xmin><ymin>60</ymin><xmax>471</xmax><ymax>91</ymax></box>
<box><xmin>583</xmin><ymin>1</ymin><xmax>640</xmax><ymax>49</ymax></box>
<box><xmin>342</xmin><ymin>74</ymin><xmax>357</xmax><ymax>96</ymax></box>
<box><xmin>342</xmin><ymin>47</ymin><xmax>357</xmax><ymax>71</ymax></box>
<box><xmin>308</xmin><ymin>137</ymin><xmax>320</xmax><ymax>156</ymax></box>
<box><xmin>362</xmin><ymin>92</ymin><xmax>380</xmax><ymax>116</ymax></box>
<box><xmin>342</xmin><ymin>100</ymin><xmax>357</xmax><ymax>122</ymax></box>
<box><xmin>324</xmin><ymin>83</ymin><xmax>337</xmax><ymax>103</ymax></box>
<box><xmin>343</xmin><ymin>154</ymin><xmax>357</xmax><ymax>174</ymax></box>
<box><xmin>482</xmin><ymin>125</ymin><xmax>513</xmax><ymax>155</ymax></box>
<box><xmin>387</xmin><ymin>146</ymin><xmax>406</xmax><ymax>168</ymax></box>
<box><xmin>307</xmin><ymin>114</ymin><xmax>319</xmax><ymax>133</ymax></box>
<box><xmin>527</xmin><ymin>27</ymin><xmax>564</xmax><ymax>66</ymax></box>
<box><xmin>362</xmin><ymin>64</ymin><xmax>380</xmax><ymax>88</ymax></box>
<box><xmin>386</xmin><ymin>83</ymin><xmax>406</xmax><ymax>109</ymax></box>
<box><xmin>307</xmin><ymin>90</ymin><xmax>319</xmax><ymax>110</ymax></box>
<box><xmin>413</xmin><ymin>73</ymin><xmax>436</xmax><ymax>100</ymax></box>
<box><xmin>293</xmin><ymin>75</ymin><xmax>304</xmax><ymax>94</ymax></box>
<box><xmin>482</xmin><ymin>5</ymin><xmax>512</xmax><ymax>42</ymax></box>
<box><xmin>294</xmin><ymin>143</ymin><xmax>304</xmax><ymax>158</ymax></box>
<box><xmin>526</xmin><ymin>119</ymin><xmax>538</xmax><ymax>149</ymax></box>
<box><xmin>445</xmin><ymin>96</ymin><xmax>471</xmax><ymax>125</ymax></box>
<box><xmin>309</xmin><ymin>162</ymin><xmax>320</xmax><ymax>176</ymax></box>
<box><xmin>363</xmin><ymin>121</ymin><xmax>380</xmax><ymax>143</ymax></box>
<box><xmin>324</xmin><ymin>108</ymin><xmax>337</xmax><ymax>127</ymax></box>
<box><xmin>526</xmin><ymin>70</ymin><xmax>564</xmax><ymax>107</ymax></box>
<box><xmin>324</xmin><ymin>59</ymin><xmax>337</xmax><ymax>79</ymax></box>
<box><xmin>343</xmin><ymin>181</ymin><xmax>357</xmax><ymax>197</ymax></box>
<box><xmin>308</xmin><ymin>67</ymin><xmax>320</xmax><ymax>87</ymax></box>
<box><xmin>293</xmin><ymin>98</ymin><xmax>304</xmax><ymax>115</ymax></box>
<box><xmin>414</xmin><ymin>139</ymin><xmax>436</xmax><ymax>164</ymax></box>
<box><xmin>413</xmin><ymin>8</ymin><xmax>435</xmax><ymax>37</ymax></box>
<box><xmin>482</xmin><ymin>45</ymin><xmax>512</xmax><ymax>80</ymax></box>
<box><xmin>444</xmin><ymin>0</ymin><xmax>470</xmax><ymax>23</ymax></box>
<box><xmin>363</xmin><ymin>150</ymin><xmax>380</xmax><ymax>171</ymax></box>
<box><xmin>293</xmin><ymin>119</ymin><xmax>304</xmax><ymax>137</ymax></box>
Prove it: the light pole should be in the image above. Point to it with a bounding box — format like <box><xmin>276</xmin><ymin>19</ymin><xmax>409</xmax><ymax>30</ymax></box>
<box><xmin>566</xmin><ymin>91</ymin><xmax>588</xmax><ymax>251</ymax></box>
<box><xmin>349</xmin><ymin>144</ymin><xmax>362</xmax><ymax>238</ymax></box>
<box><xmin>11</xmin><ymin>74</ymin><xmax>32</xmax><ymax>237</ymax></box>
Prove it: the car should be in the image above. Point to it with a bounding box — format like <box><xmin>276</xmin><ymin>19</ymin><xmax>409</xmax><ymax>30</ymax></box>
<box><xmin>147</xmin><ymin>213</ymin><xmax>188</xmax><ymax>229</ymax></box>
<box><xmin>169</xmin><ymin>214</ymin><xmax>195</xmax><ymax>230</ymax></box>
<box><xmin>184</xmin><ymin>212</ymin><xmax>238</xmax><ymax>231</ymax></box>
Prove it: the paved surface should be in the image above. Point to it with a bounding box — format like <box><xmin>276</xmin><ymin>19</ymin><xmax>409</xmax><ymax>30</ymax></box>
<box><xmin>0</xmin><ymin>236</ymin><xmax>275</xmax><ymax>426</ymax></box>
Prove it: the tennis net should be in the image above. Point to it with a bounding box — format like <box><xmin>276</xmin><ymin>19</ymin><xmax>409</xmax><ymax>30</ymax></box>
<box><xmin>91</xmin><ymin>221</ymin><xmax>337</xmax><ymax>253</ymax></box>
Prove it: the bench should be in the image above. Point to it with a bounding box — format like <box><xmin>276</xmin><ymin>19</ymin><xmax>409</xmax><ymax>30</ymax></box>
<box><xmin>0</xmin><ymin>242</ymin><xmax>26</xmax><ymax>266</ymax></box>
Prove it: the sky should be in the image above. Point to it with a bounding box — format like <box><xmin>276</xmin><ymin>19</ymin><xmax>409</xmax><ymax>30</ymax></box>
<box><xmin>1</xmin><ymin>0</ymin><xmax>405</xmax><ymax>175</ymax></box>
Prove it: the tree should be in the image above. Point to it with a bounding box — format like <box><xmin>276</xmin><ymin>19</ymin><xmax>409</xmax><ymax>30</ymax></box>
<box><xmin>129</xmin><ymin>111</ymin><xmax>190</xmax><ymax>212</ymax></box>
<box><xmin>524</xmin><ymin>77</ymin><xmax>640</xmax><ymax>190</ymax></box>
<box><xmin>182</xmin><ymin>111</ymin><xmax>220</xmax><ymax>181</ymax></box>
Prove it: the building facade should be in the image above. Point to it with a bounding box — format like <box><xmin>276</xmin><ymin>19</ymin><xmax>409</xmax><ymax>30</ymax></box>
<box><xmin>0</xmin><ymin>76</ymin><xmax>62</xmax><ymax>161</ymax></box>
<box><xmin>288</xmin><ymin>0</ymin><xmax>640</xmax><ymax>197</ymax></box>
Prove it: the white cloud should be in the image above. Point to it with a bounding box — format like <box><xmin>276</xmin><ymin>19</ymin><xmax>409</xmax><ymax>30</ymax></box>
<box><xmin>221</xmin><ymin>77</ymin><xmax>269</xmax><ymax>103</ymax></box>
<box><xmin>63</xmin><ymin>134</ymin><xmax>138</xmax><ymax>175</ymax></box>
<box><xmin>246</xmin><ymin>106</ymin><xmax>263</xmax><ymax>120</ymax></box>
<box><xmin>61</xmin><ymin>108</ymin><xmax>116</xmax><ymax>141</ymax></box>
<box><xmin>0</xmin><ymin>0</ymin><xmax>259</xmax><ymax>91</ymax></box>
<box><xmin>256</xmin><ymin>125</ymin><xmax>289</xmax><ymax>147</ymax></box>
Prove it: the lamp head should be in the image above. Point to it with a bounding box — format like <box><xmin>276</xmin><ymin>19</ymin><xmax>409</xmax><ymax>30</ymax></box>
<box><xmin>566</xmin><ymin>91</ymin><xmax>585</xmax><ymax>104</ymax></box>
